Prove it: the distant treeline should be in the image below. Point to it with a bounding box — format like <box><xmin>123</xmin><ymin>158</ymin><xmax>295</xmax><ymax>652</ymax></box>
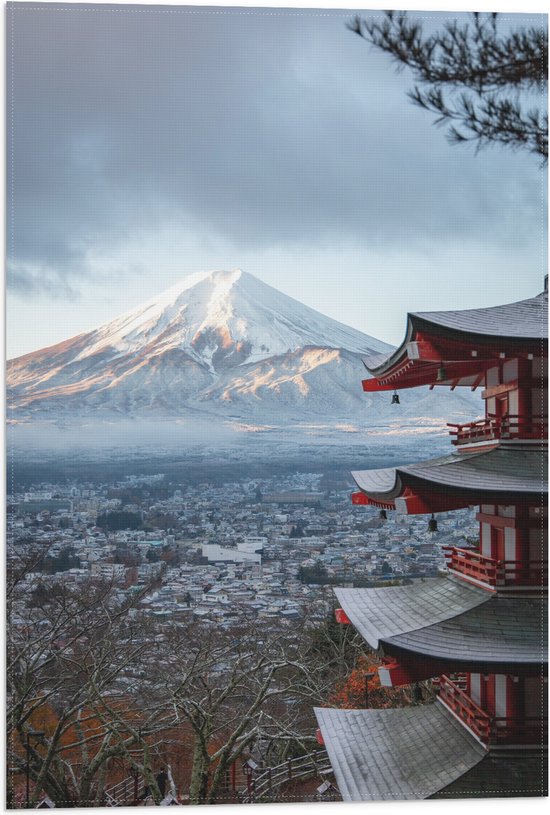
<box><xmin>297</xmin><ymin>564</ymin><xmax>408</xmax><ymax>588</ymax></box>
<box><xmin>97</xmin><ymin>511</ymin><xmax>142</xmax><ymax>531</ymax></box>
<box><xmin>9</xmin><ymin>455</ymin><xmax>415</xmax><ymax>490</ymax></box>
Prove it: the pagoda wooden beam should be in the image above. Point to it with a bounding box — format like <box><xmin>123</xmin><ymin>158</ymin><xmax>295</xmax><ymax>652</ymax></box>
<box><xmin>470</xmin><ymin>372</ymin><xmax>485</xmax><ymax>391</ymax></box>
<box><xmin>481</xmin><ymin>379</ymin><xmax>519</xmax><ymax>399</ymax></box>
<box><xmin>394</xmin><ymin>492</ymin><xmax>474</xmax><ymax>515</ymax></box>
<box><xmin>335</xmin><ymin>608</ymin><xmax>351</xmax><ymax>625</ymax></box>
<box><xmin>475</xmin><ymin>511</ymin><xmax>543</xmax><ymax>529</ymax></box>
<box><xmin>362</xmin><ymin>379</ymin><xmax>399</xmax><ymax>392</ymax></box>
<box><xmin>378</xmin><ymin>659</ymin><xmax>438</xmax><ymax>688</ymax></box>
<box><xmin>378</xmin><ymin>647</ymin><xmax>546</xmax><ymax>684</ymax></box>
<box><xmin>351</xmin><ymin>491</ymin><xmax>395</xmax><ymax>509</ymax></box>
<box><xmin>363</xmin><ymin>359</ymin><xmax>496</xmax><ymax>392</ymax></box>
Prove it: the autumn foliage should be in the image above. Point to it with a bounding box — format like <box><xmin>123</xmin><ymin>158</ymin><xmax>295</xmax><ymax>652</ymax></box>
<box><xmin>327</xmin><ymin>654</ymin><xmax>410</xmax><ymax>709</ymax></box>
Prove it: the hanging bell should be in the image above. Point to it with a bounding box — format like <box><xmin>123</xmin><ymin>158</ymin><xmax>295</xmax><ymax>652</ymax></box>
<box><xmin>428</xmin><ymin>513</ymin><xmax>438</xmax><ymax>533</ymax></box>
<box><xmin>436</xmin><ymin>366</ymin><xmax>448</xmax><ymax>382</ymax></box>
<box><xmin>379</xmin><ymin>509</ymin><xmax>388</xmax><ymax>520</ymax></box>
<box><xmin>391</xmin><ymin>390</ymin><xmax>400</xmax><ymax>405</ymax></box>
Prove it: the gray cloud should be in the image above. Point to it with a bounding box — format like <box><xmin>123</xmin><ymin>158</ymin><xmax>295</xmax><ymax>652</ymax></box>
<box><xmin>7</xmin><ymin>4</ymin><xmax>546</xmax><ymax>295</ymax></box>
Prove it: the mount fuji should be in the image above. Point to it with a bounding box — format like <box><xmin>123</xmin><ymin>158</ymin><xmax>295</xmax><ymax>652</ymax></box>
<box><xmin>7</xmin><ymin>269</ymin><xmax>479</xmax><ymax>447</ymax></box>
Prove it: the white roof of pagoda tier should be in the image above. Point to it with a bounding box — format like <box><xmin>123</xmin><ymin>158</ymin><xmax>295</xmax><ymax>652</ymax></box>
<box><xmin>335</xmin><ymin>582</ymin><xmax>547</xmax><ymax>666</ymax></box>
<box><xmin>315</xmin><ymin>703</ymin><xmax>547</xmax><ymax>801</ymax></box>
<box><xmin>361</xmin><ymin>287</ymin><xmax>547</xmax><ymax>391</ymax></box>
<box><xmin>351</xmin><ymin>446</ymin><xmax>547</xmax><ymax>512</ymax></box>
<box><xmin>314</xmin><ymin>703</ymin><xmax>486</xmax><ymax>800</ymax></box>
<box><xmin>335</xmin><ymin>578</ymin><xmax>486</xmax><ymax>650</ymax></box>
<box><xmin>411</xmin><ymin>293</ymin><xmax>547</xmax><ymax>338</ymax></box>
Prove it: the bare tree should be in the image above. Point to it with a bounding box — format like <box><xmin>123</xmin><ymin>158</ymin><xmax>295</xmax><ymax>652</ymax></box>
<box><xmin>7</xmin><ymin>559</ymin><xmax>344</xmax><ymax>807</ymax></box>
<box><xmin>7</xmin><ymin>570</ymin><xmax>175</xmax><ymax>806</ymax></box>
<box><xmin>7</xmin><ymin>557</ymin><xmax>372</xmax><ymax>807</ymax></box>
<box><xmin>152</xmin><ymin>615</ymin><xmax>347</xmax><ymax>805</ymax></box>
<box><xmin>349</xmin><ymin>11</ymin><xmax>548</xmax><ymax>160</ymax></box>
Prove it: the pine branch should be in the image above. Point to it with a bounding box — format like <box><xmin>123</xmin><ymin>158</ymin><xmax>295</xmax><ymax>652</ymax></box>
<box><xmin>349</xmin><ymin>11</ymin><xmax>548</xmax><ymax>160</ymax></box>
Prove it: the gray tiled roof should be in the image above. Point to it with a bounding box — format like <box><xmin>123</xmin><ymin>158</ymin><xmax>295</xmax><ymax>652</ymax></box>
<box><xmin>413</xmin><ymin>291</ymin><xmax>548</xmax><ymax>340</ymax></box>
<box><xmin>334</xmin><ymin>578</ymin><xmax>488</xmax><ymax>650</ymax></box>
<box><xmin>314</xmin><ymin>703</ymin><xmax>486</xmax><ymax>801</ymax></box>
<box><xmin>361</xmin><ymin>351</ymin><xmax>390</xmax><ymax>370</ymax></box>
<box><xmin>387</xmin><ymin>596</ymin><xmax>547</xmax><ymax>665</ymax></box>
<box><xmin>431</xmin><ymin>752</ymin><xmax>548</xmax><ymax>798</ymax></box>
<box><xmin>352</xmin><ymin>465</ymin><xmax>398</xmax><ymax>495</ymax></box>
<box><xmin>352</xmin><ymin>446</ymin><xmax>547</xmax><ymax>499</ymax></box>
<box><xmin>363</xmin><ymin>290</ymin><xmax>547</xmax><ymax>376</ymax></box>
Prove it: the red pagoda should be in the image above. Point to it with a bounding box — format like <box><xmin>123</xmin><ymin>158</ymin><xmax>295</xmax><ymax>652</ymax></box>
<box><xmin>315</xmin><ymin>282</ymin><xmax>548</xmax><ymax>799</ymax></box>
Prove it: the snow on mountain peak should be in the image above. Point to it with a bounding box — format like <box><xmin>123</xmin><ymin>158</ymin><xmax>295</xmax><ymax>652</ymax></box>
<box><xmin>8</xmin><ymin>268</ymin><xmax>483</xmax><ymax>432</ymax></box>
<box><xmin>72</xmin><ymin>269</ymin><xmax>391</xmax><ymax>368</ymax></box>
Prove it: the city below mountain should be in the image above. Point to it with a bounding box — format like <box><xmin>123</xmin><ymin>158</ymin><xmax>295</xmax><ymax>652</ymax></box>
<box><xmin>7</xmin><ymin>269</ymin><xmax>480</xmax><ymax>452</ymax></box>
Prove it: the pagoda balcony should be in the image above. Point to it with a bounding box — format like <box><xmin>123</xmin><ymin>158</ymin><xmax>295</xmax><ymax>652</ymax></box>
<box><xmin>443</xmin><ymin>546</ymin><xmax>547</xmax><ymax>590</ymax></box>
<box><xmin>448</xmin><ymin>414</ymin><xmax>547</xmax><ymax>446</ymax></box>
<box><xmin>438</xmin><ymin>675</ymin><xmax>546</xmax><ymax>746</ymax></box>
<box><xmin>438</xmin><ymin>675</ymin><xmax>491</xmax><ymax>742</ymax></box>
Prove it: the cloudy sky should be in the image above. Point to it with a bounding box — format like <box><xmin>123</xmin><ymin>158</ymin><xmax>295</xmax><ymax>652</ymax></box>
<box><xmin>7</xmin><ymin>2</ymin><xmax>548</xmax><ymax>358</ymax></box>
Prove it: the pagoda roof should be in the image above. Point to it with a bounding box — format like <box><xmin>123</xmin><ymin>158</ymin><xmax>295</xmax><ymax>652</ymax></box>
<box><xmin>430</xmin><ymin>752</ymin><xmax>548</xmax><ymax>798</ymax></box>
<box><xmin>362</xmin><ymin>288</ymin><xmax>547</xmax><ymax>391</ymax></box>
<box><xmin>335</xmin><ymin>582</ymin><xmax>547</xmax><ymax>666</ymax></box>
<box><xmin>314</xmin><ymin>703</ymin><xmax>486</xmax><ymax>801</ymax></box>
<box><xmin>411</xmin><ymin>292</ymin><xmax>547</xmax><ymax>341</ymax></box>
<box><xmin>352</xmin><ymin>446</ymin><xmax>547</xmax><ymax>510</ymax></box>
<box><xmin>334</xmin><ymin>578</ymin><xmax>486</xmax><ymax>650</ymax></box>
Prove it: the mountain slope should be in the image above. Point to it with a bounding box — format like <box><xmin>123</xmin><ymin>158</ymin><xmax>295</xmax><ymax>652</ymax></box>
<box><xmin>7</xmin><ymin>269</ymin><xmax>479</xmax><ymax>429</ymax></box>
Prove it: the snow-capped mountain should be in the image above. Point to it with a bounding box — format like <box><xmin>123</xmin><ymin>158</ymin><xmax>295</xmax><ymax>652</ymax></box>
<box><xmin>7</xmin><ymin>269</ymin><xmax>479</xmax><ymax>434</ymax></box>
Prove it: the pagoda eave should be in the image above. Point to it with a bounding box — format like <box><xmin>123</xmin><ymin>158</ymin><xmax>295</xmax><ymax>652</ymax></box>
<box><xmin>363</xmin><ymin>291</ymin><xmax>548</xmax><ymax>390</ymax></box>
<box><xmin>334</xmin><ymin>584</ymin><xmax>547</xmax><ymax>685</ymax></box>
<box><xmin>352</xmin><ymin>447</ymin><xmax>547</xmax><ymax>514</ymax></box>
<box><xmin>314</xmin><ymin>704</ymin><xmax>487</xmax><ymax>801</ymax></box>
<box><xmin>334</xmin><ymin>580</ymin><xmax>487</xmax><ymax>651</ymax></box>
<box><xmin>351</xmin><ymin>491</ymin><xmax>395</xmax><ymax>510</ymax></box>
<box><xmin>362</xmin><ymin>357</ymin><xmax>496</xmax><ymax>392</ymax></box>
<box><xmin>378</xmin><ymin>651</ymin><xmax>545</xmax><ymax>688</ymax></box>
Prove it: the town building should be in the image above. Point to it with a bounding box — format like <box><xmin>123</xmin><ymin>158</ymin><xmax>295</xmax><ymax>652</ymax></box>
<box><xmin>316</xmin><ymin>282</ymin><xmax>548</xmax><ymax>799</ymax></box>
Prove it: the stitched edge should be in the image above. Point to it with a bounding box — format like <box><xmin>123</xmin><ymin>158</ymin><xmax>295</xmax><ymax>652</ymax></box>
<box><xmin>6</xmin><ymin>3</ymin><xmax>548</xmax><ymax>805</ymax></box>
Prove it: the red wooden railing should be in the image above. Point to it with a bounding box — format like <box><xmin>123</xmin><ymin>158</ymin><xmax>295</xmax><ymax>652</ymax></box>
<box><xmin>438</xmin><ymin>675</ymin><xmax>491</xmax><ymax>742</ymax></box>
<box><xmin>438</xmin><ymin>676</ymin><xmax>547</xmax><ymax>746</ymax></box>
<box><xmin>443</xmin><ymin>546</ymin><xmax>547</xmax><ymax>588</ymax></box>
<box><xmin>447</xmin><ymin>414</ymin><xmax>547</xmax><ymax>445</ymax></box>
<box><xmin>444</xmin><ymin>547</ymin><xmax>499</xmax><ymax>586</ymax></box>
<box><xmin>447</xmin><ymin>417</ymin><xmax>500</xmax><ymax>445</ymax></box>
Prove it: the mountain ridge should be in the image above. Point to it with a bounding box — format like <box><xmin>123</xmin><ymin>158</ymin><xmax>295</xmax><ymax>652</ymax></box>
<box><xmin>7</xmin><ymin>269</ymin><xmax>479</xmax><ymax>432</ymax></box>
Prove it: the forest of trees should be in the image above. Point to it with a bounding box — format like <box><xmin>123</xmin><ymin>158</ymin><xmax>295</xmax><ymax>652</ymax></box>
<box><xmin>96</xmin><ymin>511</ymin><xmax>143</xmax><ymax>532</ymax></box>
<box><xmin>7</xmin><ymin>549</ymin><xmax>425</xmax><ymax>807</ymax></box>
